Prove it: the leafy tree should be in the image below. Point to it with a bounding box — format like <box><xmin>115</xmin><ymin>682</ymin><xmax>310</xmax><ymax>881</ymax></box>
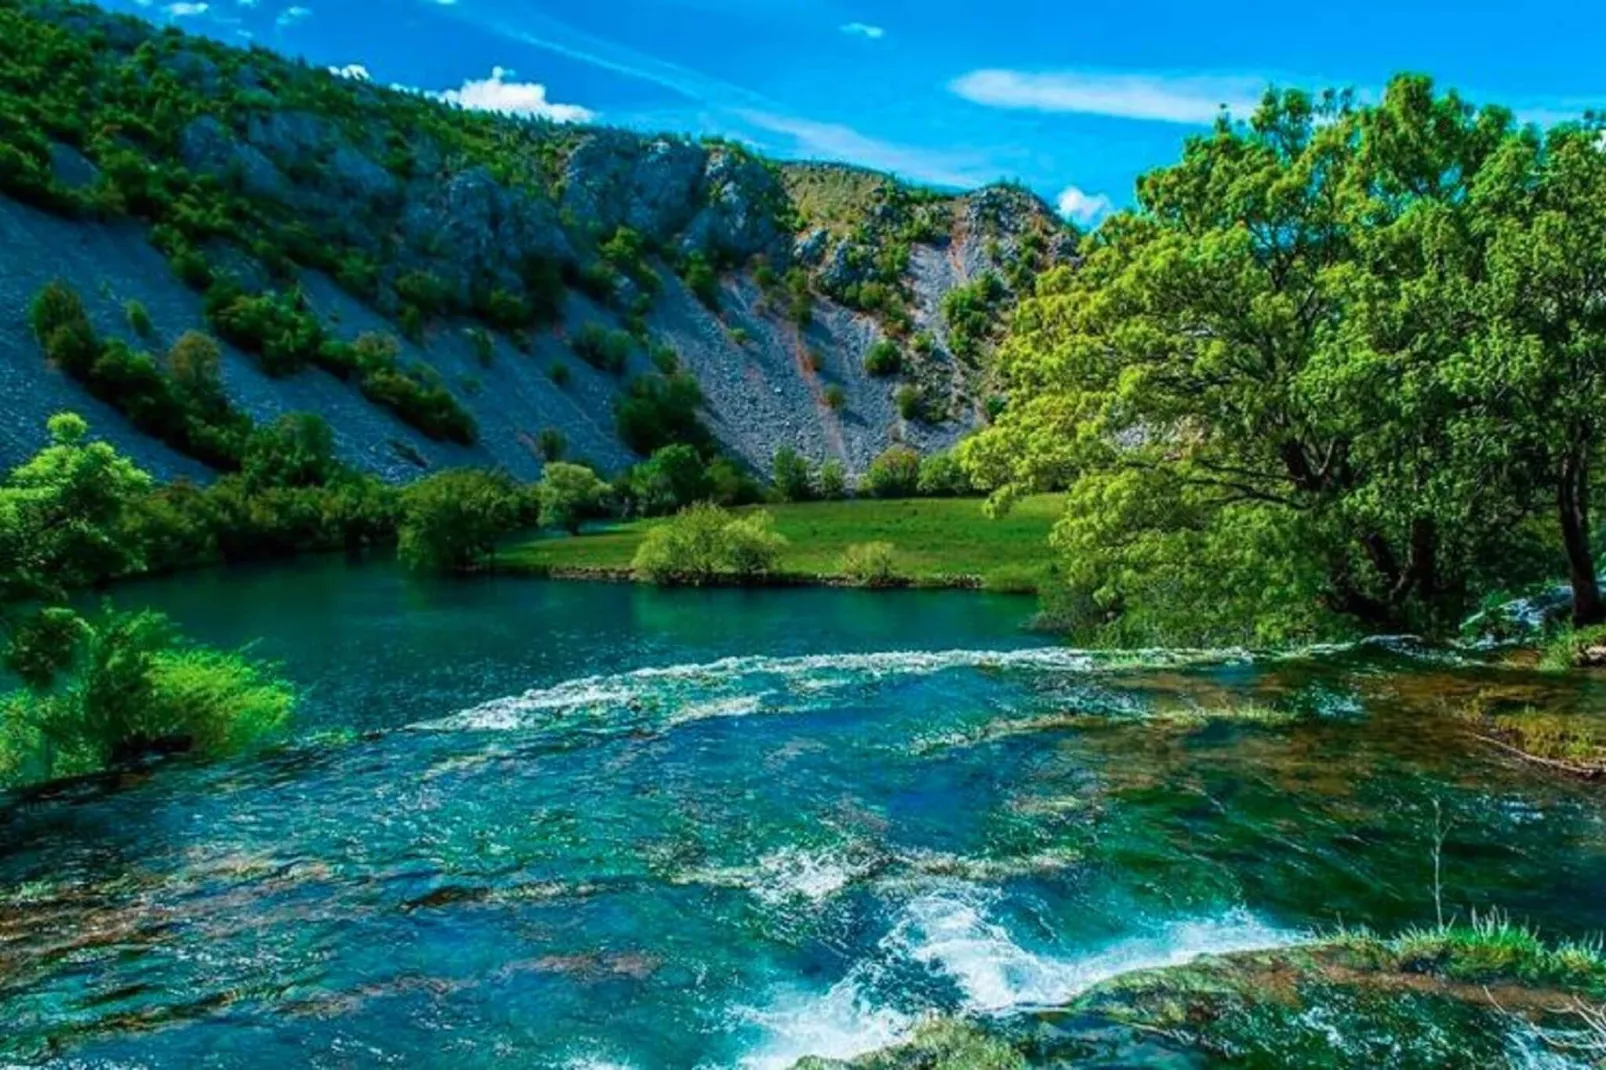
<box><xmin>818</xmin><ymin>460</ymin><xmax>848</xmax><ymax>500</ymax></box>
<box><xmin>863</xmin><ymin>339</ymin><xmax>902</xmax><ymax>377</ymax></box>
<box><xmin>241</xmin><ymin>413</ymin><xmax>339</xmax><ymax>491</ymax></box>
<box><xmin>397</xmin><ymin>469</ymin><xmax>525</xmax><ymax>573</ymax></box>
<box><xmin>615</xmin><ymin>373</ymin><xmax>708</xmax><ymax>456</ymax></box>
<box><xmin>537</xmin><ymin>462</ymin><xmax>610</xmax><ymax>534</ymax></box>
<box><xmin>862</xmin><ymin>445</ymin><xmax>921</xmax><ymax>499</ymax></box>
<box><xmin>771</xmin><ymin>446</ymin><xmax>815</xmax><ymax>502</ymax></box>
<box><xmin>629</xmin><ymin>444</ymin><xmax>712</xmax><ymax>516</ymax></box>
<box><xmin>917</xmin><ymin>452</ymin><xmax>972</xmax><ymax>497</ymax></box>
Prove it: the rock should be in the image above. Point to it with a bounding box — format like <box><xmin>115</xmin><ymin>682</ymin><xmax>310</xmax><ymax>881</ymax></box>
<box><xmin>179</xmin><ymin>116</ymin><xmax>288</xmax><ymax>202</ymax></box>
<box><xmin>794</xmin><ymin>228</ymin><xmax>830</xmax><ymax>266</ymax></box>
<box><xmin>561</xmin><ymin>131</ymin><xmax>705</xmax><ymax>242</ymax></box>
<box><xmin>47</xmin><ymin>142</ymin><xmax>98</xmax><ymax>190</ymax></box>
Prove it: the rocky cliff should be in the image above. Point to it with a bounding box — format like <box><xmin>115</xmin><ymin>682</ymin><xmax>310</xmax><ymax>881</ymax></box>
<box><xmin>0</xmin><ymin>0</ymin><xmax>1071</xmax><ymax>483</ymax></box>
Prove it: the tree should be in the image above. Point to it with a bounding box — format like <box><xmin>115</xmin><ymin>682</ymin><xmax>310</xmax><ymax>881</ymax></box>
<box><xmin>1458</xmin><ymin>123</ymin><xmax>1606</xmax><ymax>625</ymax></box>
<box><xmin>241</xmin><ymin>413</ymin><xmax>338</xmax><ymax>491</ymax></box>
<box><xmin>397</xmin><ymin>469</ymin><xmax>525</xmax><ymax>573</ymax></box>
<box><xmin>632</xmin><ymin>504</ymin><xmax>786</xmax><ymax>585</ymax></box>
<box><xmin>537</xmin><ymin>463</ymin><xmax>610</xmax><ymax>534</ymax></box>
<box><xmin>961</xmin><ymin>81</ymin><xmax>1533</xmax><ymax>642</ymax></box>
<box><xmin>862</xmin><ymin>446</ymin><xmax>921</xmax><ymax>499</ymax></box>
<box><xmin>629</xmin><ymin>444</ymin><xmax>712</xmax><ymax>516</ymax></box>
<box><xmin>771</xmin><ymin>446</ymin><xmax>815</xmax><ymax>502</ymax></box>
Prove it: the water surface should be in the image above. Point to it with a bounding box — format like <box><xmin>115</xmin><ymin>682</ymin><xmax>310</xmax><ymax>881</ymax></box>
<box><xmin>4</xmin><ymin>557</ymin><xmax>1604</xmax><ymax>1068</ymax></box>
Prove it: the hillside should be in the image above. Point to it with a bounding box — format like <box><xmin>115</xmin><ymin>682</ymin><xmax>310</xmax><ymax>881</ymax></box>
<box><xmin>0</xmin><ymin>0</ymin><xmax>1071</xmax><ymax>484</ymax></box>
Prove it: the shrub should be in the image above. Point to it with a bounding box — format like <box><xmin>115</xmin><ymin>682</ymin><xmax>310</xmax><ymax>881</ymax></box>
<box><xmin>549</xmin><ymin>360</ymin><xmax>572</xmax><ymax>387</ymax></box>
<box><xmin>896</xmin><ymin>384</ymin><xmax>926</xmax><ymax>422</ymax></box>
<box><xmin>615</xmin><ymin>373</ymin><xmax>708</xmax><ymax>456</ymax></box>
<box><xmin>818</xmin><ymin>460</ymin><xmax>847</xmax><ymax>500</ymax></box>
<box><xmin>682</xmin><ymin>252</ymin><xmax>720</xmax><ymax>309</ymax></box>
<box><xmin>840</xmin><ymin>542</ymin><xmax>902</xmax><ymax>588</ymax></box>
<box><xmin>30</xmin><ymin>280</ymin><xmax>98</xmax><ymax>376</ymax></box>
<box><xmin>398</xmin><ymin>469</ymin><xmax>525</xmax><ymax>573</ymax></box>
<box><xmin>0</xmin><ymin>608</ymin><xmax>293</xmax><ymax>788</ymax></box>
<box><xmin>629</xmin><ymin>443</ymin><xmax>712</xmax><ymax>516</ymax></box>
<box><xmin>771</xmin><ymin>447</ymin><xmax>816</xmax><ymax>502</ymax></box>
<box><xmin>632</xmin><ymin>504</ymin><xmax>786</xmax><ymax>585</ymax></box>
<box><xmin>466</xmin><ymin>326</ymin><xmax>495</xmax><ymax>366</ymax></box>
<box><xmin>241</xmin><ymin>413</ymin><xmax>339</xmax><ymax>491</ymax></box>
<box><xmin>864</xmin><ymin>339</ymin><xmax>902</xmax><ymax>377</ymax></box>
<box><xmin>166</xmin><ymin>330</ymin><xmax>226</xmax><ymax>412</ymax></box>
<box><xmin>536</xmin><ymin>427</ymin><xmax>567</xmax><ymax>462</ymax></box>
<box><xmin>917</xmin><ymin>451</ymin><xmax>973</xmax><ymax>497</ymax></box>
<box><xmin>573</xmin><ymin>322</ymin><xmax>633</xmax><ymax>374</ymax></box>
<box><xmin>125</xmin><ymin>299</ymin><xmax>155</xmax><ymax>339</ymax></box>
<box><xmin>536</xmin><ymin>462</ymin><xmax>610</xmax><ymax>534</ymax></box>
<box><xmin>730</xmin><ymin>326</ymin><xmax>750</xmax><ymax>347</ymax></box>
<box><xmin>824</xmin><ymin>384</ymin><xmax>847</xmax><ymax>411</ymax></box>
<box><xmin>863</xmin><ymin>445</ymin><xmax>922</xmax><ymax>498</ymax></box>
<box><xmin>650</xmin><ymin>341</ymin><xmax>681</xmax><ymax>374</ymax></box>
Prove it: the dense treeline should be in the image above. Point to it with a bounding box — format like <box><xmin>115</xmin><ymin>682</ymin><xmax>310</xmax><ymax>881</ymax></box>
<box><xmin>963</xmin><ymin>78</ymin><xmax>1606</xmax><ymax>645</ymax></box>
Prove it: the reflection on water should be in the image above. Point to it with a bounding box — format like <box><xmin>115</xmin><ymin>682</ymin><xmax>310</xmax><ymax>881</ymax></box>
<box><xmin>4</xmin><ymin>558</ymin><xmax>1604</xmax><ymax>1068</ymax></box>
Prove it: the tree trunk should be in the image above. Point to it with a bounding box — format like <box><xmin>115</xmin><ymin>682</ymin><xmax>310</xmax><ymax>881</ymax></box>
<box><xmin>1559</xmin><ymin>450</ymin><xmax>1604</xmax><ymax>627</ymax></box>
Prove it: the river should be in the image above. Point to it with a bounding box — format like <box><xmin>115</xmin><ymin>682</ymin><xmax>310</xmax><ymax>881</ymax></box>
<box><xmin>2</xmin><ymin>556</ymin><xmax>1604</xmax><ymax>1067</ymax></box>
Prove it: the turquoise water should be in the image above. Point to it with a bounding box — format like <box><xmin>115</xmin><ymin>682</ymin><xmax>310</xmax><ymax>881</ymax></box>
<box><xmin>3</xmin><ymin>558</ymin><xmax>1605</xmax><ymax>1067</ymax></box>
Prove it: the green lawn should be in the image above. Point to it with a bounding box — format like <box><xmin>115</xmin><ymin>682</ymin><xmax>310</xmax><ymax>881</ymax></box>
<box><xmin>503</xmin><ymin>495</ymin><xmax>1066</xmax><ymax>592</ymax></box>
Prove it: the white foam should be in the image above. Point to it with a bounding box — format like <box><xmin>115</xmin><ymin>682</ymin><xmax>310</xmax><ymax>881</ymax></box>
<box><xmin>888</xmin><ymin>885</ymin><xmax>1297</xmax><ymax>1014</ymax></box>
<box><xmin>735</xmin><ymin>973</ymin><xmax>915</xmax><ymax>1070</ymax></box>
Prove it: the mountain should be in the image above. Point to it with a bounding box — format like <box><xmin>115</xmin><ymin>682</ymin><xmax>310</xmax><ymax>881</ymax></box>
<box><xmin>0</xmin><ymin>0</ymin><xmax>1072</xmax><ymax>483</ymax></box>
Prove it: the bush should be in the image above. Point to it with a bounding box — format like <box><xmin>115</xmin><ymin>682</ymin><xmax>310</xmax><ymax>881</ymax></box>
<box><xmin>863</xmin><ymin>445</ymin><xmax>921</xmax><ymax>498</ymax></box>
<box><xmin>840</xmin><ymin>542</ymin><xmax>902</xmax><ymax>587</ymax></box>
<box><xmin>549</xmin><ymin>360</ymin><xmax>572</xmax><ymax>387</ymax></box>
<box><xmin>616</xmin><ymin>373</ymin><xmax>708</xmax><ymax>456</ymax></box>
<box><xmin>466</xmin><ymin>326</ymin><xmax>495</xmax><ymax>366</ymax></box>
<box><xmin>863</xmin><ymin>339</ymin><xmax>902</xmax><ymax>377</ymax></box>
<box><xmin>0</xmin><ymin>608</ymin><xmax>293</xmax><ymax>788</ymax></box>
<box><xmin>398</xmin><ymin>469</ymin><xmax>525</xmax><ymax>573</ymax></box>
<box><xmin>682</xmin><ymin>252</ymin><xmax>720</xmax><ymax>309</ymax></box>
<box><xmin>241</xmin><ymin>413</ymin><xmax>339</xmax><ymax>491</ymax></box>
<box><xmin>573</xmin><ymin>322</ymin><xmax>633</xmax><ymax>374</ymax></box>
<box><xmin>537</xmin><ymin>427</ymin><xmax>567</xmax><ymax>462</ymax></box>
<box><xmin>917</xmin><ymin>451</ymin><xmax>973</xmax><ymax>497</ymax></box>
<box><xmin>125</xmin><ymin>299</ymin><xmax>155</xmax><ymax>339</ymax></box>
<box><xmin>896</xmin><ymin>384</ymin><xmax>925</xmax><ymax>422</ymax></box>
<box><xmin>771</xmin><ymin>446</ymin><xmax>815</xmax><ymax>502</ymax></box>
<box><xmin>629</xmin><ymin>443</ymin><xmax>712</xmax><ymax>516</ymax></box>
<box><xmin>818</xmin><ymin>460</ymin><xmax>847</xmax><ymax>500</ymax></box>
<box><xmin>536</xmin><ymin>462</ymin><xmax>610</xmax><ymax>534</ymax></box>
<box><xmin>632</xmin><ymin>504</ymin><xmax>787</xmax><ymax>585</ymax></box>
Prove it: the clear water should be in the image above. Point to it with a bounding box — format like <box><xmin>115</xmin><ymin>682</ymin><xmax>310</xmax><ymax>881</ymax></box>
<box><xmin>3</xmin><ymin>557</ymin><xmax>1604</xmax><ymax>1068</ymax></box>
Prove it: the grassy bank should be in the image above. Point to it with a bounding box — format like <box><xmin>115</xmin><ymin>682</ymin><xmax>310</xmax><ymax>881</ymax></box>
<box><xmin>502</xmin><ymin>496</ymin><xmax>1065</xmax><ymax>592</ymax></box>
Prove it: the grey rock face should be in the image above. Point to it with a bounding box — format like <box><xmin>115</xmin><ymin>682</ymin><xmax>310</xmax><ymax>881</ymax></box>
<box><xmin>561</xmin><ymin>132</ymin><xmax>705</xmax><ymax>243</ymax></box>
<box><xmin>179</xmin><ymin>116</ymin><xmax>288</xmax><ymax>202</ymax></box>
<box><xmin>47</xmin><ymin>142</ymin><xmax>98</xmax><ymax>190</ymax></box>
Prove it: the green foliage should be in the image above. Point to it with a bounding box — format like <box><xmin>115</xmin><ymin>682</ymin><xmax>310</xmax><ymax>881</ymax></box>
<box><xmin>771</xmin><ymin>446</ymin><xmax>816</xmax><ymax>502</ymax></box>
<box><xmin>398</xmin><ymin>468</ymin><xmax>526</xmax><ymax>573</ymax></box>
<box><xmin>548</xmin><ymin>360</ymin><xmax>573</xmax><ymax>387</ymax></box>
<box><xmin>823</xmin><ymin>384</ymin><xmax>846</xmax><ymax>411</ymax></box>
<box><xmin>862</xmin><ymin>339</ymin><xmax>902</xmax><ymax>377</ymax></box>
<box><xmin>333</xmin><ymin>332</ymin><xmax>477</xmax><ymax>444</ymax></box>
<box><xmin>240</xmin><ymin>413</ymin><xmax>339</xmax><ymax>491</ymax></box>
<box><xmin>681</xmin><ymin>252</ymin><xmax>720</xmax><ymax>309</ymax></box>
<box><xmin>839</xmin><ymin>541</ymin><xmax>901</xmax><ymax>588</ymax></box>
<box><xmin>964</xmin><ymin>79</ymin><xmax>1586</xmax><ymax>644</ymax></box>
<box><xmin>631</xmin><ymin>504</ymin><xmax>786</xmax><ymax>585</ymax></box>
<box><xmin>1539</xmin><ymin>624</ymin><xmax>1606</xmax><ymax>672</ymax></box>
<box><xmin>895</xmin><ymin>384</ymin><xmax>924</xmax><ymax>422</ymax></box>
<box><xmin>210</xmin><ymin>286</ymin><xmax>324</xmax><ymax>378</ymax></box>
<box><xmin>466</xmin><ymin>326</ymin><xmax>495</xmax><ymax>367</ymax></box>
<box><xmin>917</xmin><ymin>451</ymin><xmax>973</xmax><ymax>497</ymax></box>
<box><xmin>30</xmin><ymin>283</ymin><xmax>247</xmax><ymax>469</ymax></box>
<box><xmin>615</xmin><ymin>373</ymin><xmax>708</xmax><ymax>456</ymax></box>
<box><xmin>628</xmin><ymin>444</ymin><xmax>712</xmax><ymax>516</ymax></box>
<box><xmin>536</xmin><ymin>427</ymin><xmax>567</xmax><ymax>462</ymax></box>
<box><xmin>599</xmin><ymin>227</ymin><xmax>659</xmax><ymax>293</ymax></box>
<box><xmin>862</xmin><ymin>445</ymin><xmax>921</xmax><ymax>499</ymax></box>
<box><xmin>573</xmin><ymin>322</ymin><xmax>633</xmax><ymax>374</ymax></box>
<box><xmin>0</xmin><ymin>608</ymin><xmax>293</xmax><ymax>789</ymax></box>
<box><xmin>124</xmin><ymin>298</ymin><xmax>154</xmax><ymax>339</ymax></box>
<box><xmin>817</xmin><ymin>460</ymin><xmax>847</xmax><ymax>500</ymax></box>
<box><xmin>941</xmin><ymin>272</ymin><xmax>1005</xmax><ymax>360</ymax></box>
<box><xmin>536</xmin><ymin>462</ymin><xmax>610</xmax><ymax>534</ymax></box>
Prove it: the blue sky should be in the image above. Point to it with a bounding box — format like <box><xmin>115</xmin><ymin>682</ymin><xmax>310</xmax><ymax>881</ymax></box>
<box><xmin>120</xmin><ymin>0</ymin><xmax>1606</xmax><ymax>223</ymax></box>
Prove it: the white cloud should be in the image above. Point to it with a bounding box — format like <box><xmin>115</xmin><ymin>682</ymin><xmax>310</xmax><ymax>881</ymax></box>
<box><xmin>1055</xmin><ymin>185</ymin><xmax>1113</xmax><ymax>226</ymax></box>
<box><xmin>165</xmin><ymin>1</ymin><xmax>208</xmax><ymax>15</ymax></box>
<box><xmin>275</xmin><ymin>5</ymin><xmax>310</xmax><ymax>27</ymax></box>
<box><xmin>432</xmin><ymin>68</ymin><xmax>595</xmax><ymax>123</ymax></box>
<box><xmin>840</xmin><ymin>21</ymin><xmax>884</xmax><ymax>40</ymax></box>
<box><xmin>329</xmin><ymin>63</ymin><xmax>371</xmax><ymax>81</ymax></box>
<box><xmin>952</xmin><ymin>69</ymin><xmax>1266</xmax><ymax>125</ymax></box>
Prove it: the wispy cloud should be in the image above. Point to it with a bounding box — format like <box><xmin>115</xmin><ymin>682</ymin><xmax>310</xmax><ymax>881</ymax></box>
<box><xmin>274</xmin><ymin>4</ymin><xmax>310</xmax><ymax>27</ymax></box>
<box><xmin>431</xmin><ymin>66</ymin><xmax>595</xmax><ymax>123</ymax></box>
<box><xmin>840</xmin><ymin>21</ymin><xmax>884</xmax><ymax>40</ymax></box>
<box><xmin>1055</xmin><ymin>185</ymin><xmax>1112</xmax><ymax>226</ymax></box>
<box><xmin>738</xmin><ymin>110</ymin><xmax>989</xmax><ymax>189</ymax></box>
<box><xmin>952</xmin><ymin>69</ymin><xmax>1266</xmax><ymax>125</ymax></box>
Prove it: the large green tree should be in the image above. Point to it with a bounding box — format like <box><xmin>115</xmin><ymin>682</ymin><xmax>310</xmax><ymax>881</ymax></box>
<box><xmin>963</xmin><ymin>80</ymin><xmax>1543</xmax><ymax>643</ymax></box>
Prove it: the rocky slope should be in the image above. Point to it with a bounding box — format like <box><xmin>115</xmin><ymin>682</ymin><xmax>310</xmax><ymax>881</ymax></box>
<box><xmin>0</xmin><ymin>0</ymin><xmax>1070</xmax><ymax>483</ymax></box>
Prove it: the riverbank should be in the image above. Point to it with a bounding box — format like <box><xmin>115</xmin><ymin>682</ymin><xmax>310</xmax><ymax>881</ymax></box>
<box><xmin>501</xmin><ymin>495</ymin><xmax>1066</xmax><ymax>593</ymax></box>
